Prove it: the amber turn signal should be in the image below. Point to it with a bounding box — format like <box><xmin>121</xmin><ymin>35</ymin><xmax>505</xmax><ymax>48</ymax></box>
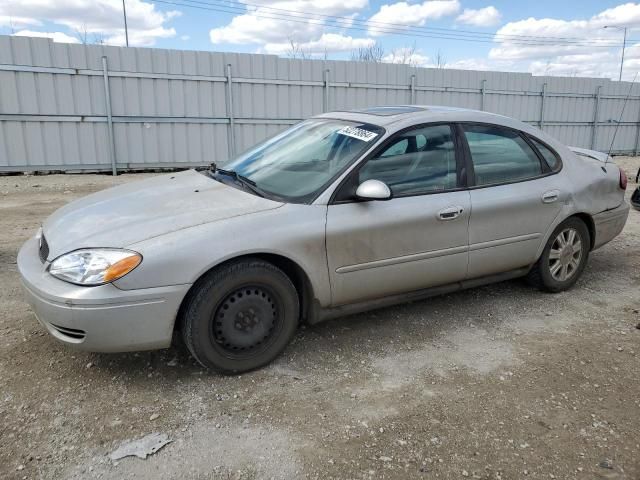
<box><xmin>103</xmin><ymin>254</ymin><xmax>142</xmax><ymax>282</ymax></box>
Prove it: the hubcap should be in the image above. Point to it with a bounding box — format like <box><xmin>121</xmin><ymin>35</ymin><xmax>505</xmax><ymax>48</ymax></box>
<box><xmin>213</xmin><ymin>287</ymin><xmax>278</xmax><ymax>354</ymax></box>
<box><xmin>548</xmin><ymin>227</ymin><xmax>582</xmax><ymax>282</ymax></box>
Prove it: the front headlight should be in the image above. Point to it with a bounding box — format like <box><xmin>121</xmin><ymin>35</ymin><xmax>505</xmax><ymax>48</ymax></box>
<box><xmin>48</xmin><ymin>249</ymin><xmax>142</xmax><ymax>286</ymax></box>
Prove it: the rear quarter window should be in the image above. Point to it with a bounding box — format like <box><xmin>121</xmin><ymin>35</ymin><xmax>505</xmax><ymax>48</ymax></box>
<box><xmin>529</xmin><ymin>137</ymin><xmax>561</xmax><ymax>171</ymax></box>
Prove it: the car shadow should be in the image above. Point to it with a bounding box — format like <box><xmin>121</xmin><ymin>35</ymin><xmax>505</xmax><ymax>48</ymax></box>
<box><xmin>90</xmin><ymin>277</ymin><xmax>541</xmax><ymax>380</ymax></box>
<box><xmin>85</xmin><ymin>242</ymin><xmax>633</xmax><ymax>381</ymax></box>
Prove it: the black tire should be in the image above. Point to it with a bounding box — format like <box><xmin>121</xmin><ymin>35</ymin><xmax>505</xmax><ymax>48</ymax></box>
<box><xmin>181</xmin><ymin>258</ymin><xmax>299</xmax><ymax>374</ymax></box>
<box><xmin>527</xmin><ymin>217</ymin><xmax>590</xmax><ymax>293</ymax></box>
<box><xmin>631</xmin><ymin>186</ymin><xmax>640</xmax><ymax>211</ymax></box>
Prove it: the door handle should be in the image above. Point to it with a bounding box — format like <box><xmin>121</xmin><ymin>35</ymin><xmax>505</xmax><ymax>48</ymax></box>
<box><xmin>542</xmin><ymin>190</ymin><xmax>560</xmax><ymax>203</ymax></box>
<box><xmin>438</xmin><ymin>206</ymin><xmax>464</xmax><ymax>221</ymax></box>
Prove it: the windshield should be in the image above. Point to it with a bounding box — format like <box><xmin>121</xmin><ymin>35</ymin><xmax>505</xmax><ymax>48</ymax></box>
<box><xmin>218</xmin><ymin>119</ymin><xmax>384</xmax><ymax>203</ymax></box>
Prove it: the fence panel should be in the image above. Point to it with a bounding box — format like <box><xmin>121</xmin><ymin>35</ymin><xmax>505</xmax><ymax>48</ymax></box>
<box><xmin>1</xmin><ymin>35</ymin><xmax>640</xmax><ymax>173</ymax></box>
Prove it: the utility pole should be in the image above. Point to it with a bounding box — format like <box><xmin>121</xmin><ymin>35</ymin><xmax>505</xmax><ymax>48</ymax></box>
<box><xmin>122</xmin><ymin>0</ymin><xmax>129</xmax><ymax>47</ymax></box>
<box><xmin>605</xmin><ymin>25</ymin><xmax>628</xmax><ymax>81</ymax></box>
<box><xmin>620</xmin><ymin>27</ymin><xmax>627</xmax><ymax>81</ymax></box>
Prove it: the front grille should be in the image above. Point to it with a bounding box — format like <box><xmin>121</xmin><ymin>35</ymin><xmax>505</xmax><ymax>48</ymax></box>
<box><xmin>39</xmin><ymin>234</ymin><xmax>49</xmax><ymax>263</ymax></box>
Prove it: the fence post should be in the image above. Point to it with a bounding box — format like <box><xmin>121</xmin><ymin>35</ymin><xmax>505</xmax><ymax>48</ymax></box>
<box><xmin>634</xmin><ymin>98</ymin><xmax>640</xmax><ymax>155</ymax></box>
<box><xmin>323</xmin><ymin>69</ymin><xmax>330</xmax><ymax>112</ymax></box>
<box><xmin>480</xmin><ymin>79</ymin><xmax>487</xmax><ymax>111</ymax></box>
<box><xmin>410</xmin><ymin>74</ymin><xmax>416</xmax><ymax>104</ymax></box>
<box><xmin>101</xmin><ymin>56</ymin><xmax>117</xmax><ymax>176</ymax></box>
<box><xmin>539</xmin><ymin>83</ymin><xmax>547</xmax><ymax>130</ymax></box>
<box><xmin>225</xmin><ymin>64</ymin><xmax>236</xmax><ymax>158</ymax></box>
<box><xmin>591</xmin><ymin>85</ymin><xmax>601</xmax><ymax>150</ymax></box>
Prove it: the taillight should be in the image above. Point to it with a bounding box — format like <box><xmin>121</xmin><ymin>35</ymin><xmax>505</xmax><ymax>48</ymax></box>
<box><xmin>619</xmin><ymin>167</ymin><xmax>628</xmax><ymax>190</ymax></box>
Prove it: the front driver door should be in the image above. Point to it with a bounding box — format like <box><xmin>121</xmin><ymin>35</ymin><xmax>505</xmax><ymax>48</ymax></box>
<box><xmin>325</xmin><ymin>123</ymin><xmax>471</xmax><ymax>306</ymax></box>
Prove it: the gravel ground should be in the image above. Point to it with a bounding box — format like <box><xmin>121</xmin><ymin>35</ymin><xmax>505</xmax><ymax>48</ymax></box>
<box><xmin>1</xmin><ymin>158</ymin><xmax>640</xmax><ymax>480</ymax></box>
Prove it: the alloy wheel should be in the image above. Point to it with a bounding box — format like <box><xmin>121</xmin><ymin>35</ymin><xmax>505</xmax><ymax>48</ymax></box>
<box><xmin>548</xmin><ymin>227</ymin><xmax>583</xmax><ymax>282</ymax></box>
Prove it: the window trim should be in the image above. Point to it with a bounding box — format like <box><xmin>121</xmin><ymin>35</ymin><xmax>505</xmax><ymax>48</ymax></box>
<box><xmin>329</xmin><ymin>122</ymin><xmax>467</xmax><ymax>205</ymax></box>
<box><xmin>457</xmin><ymin>122</ymin><xmax>563</xmax><ymax>190</ymax></box>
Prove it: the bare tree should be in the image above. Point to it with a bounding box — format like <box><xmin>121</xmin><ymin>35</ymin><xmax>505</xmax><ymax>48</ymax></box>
<box><xmin>434</xmin><ymin>49</ymin><xmax>446</xmax><ymax>69</ymax></box>
<box><xmin>286</xmin><ymin>38</ymin><xmax>311</xmax><ymax>60</ymax></box>
<box><xmin>351</xmin><ymin>42</ymin><xmax>385</xmax><ymax>63</ymax></box>
<box><xmin>74</xmin><ymin>24</ymin><xmax>90</xmax><ymax>44</ymax></box>
<box><xmin>387</xmin><ymin>42</ymin><xmax>419</xmax><ymax>66</ymax></box>
<box><xmin>91</xmin><ymin>32</ymin><xmax>106</xmax><ymax>45</ymax></box>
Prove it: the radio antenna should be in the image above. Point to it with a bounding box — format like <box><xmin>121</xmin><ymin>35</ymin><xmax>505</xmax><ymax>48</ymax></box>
<box><xmin>607</xmin><ymin>71</ymin><xmax>638</xmax><ymax>163</ymax></box>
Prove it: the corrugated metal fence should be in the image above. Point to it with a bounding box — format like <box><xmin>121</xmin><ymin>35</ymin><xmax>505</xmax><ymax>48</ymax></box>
<box><xmin>2</xmin><ymin>35</ymin><xmax>640</xmax><ymax>173</ymax></box>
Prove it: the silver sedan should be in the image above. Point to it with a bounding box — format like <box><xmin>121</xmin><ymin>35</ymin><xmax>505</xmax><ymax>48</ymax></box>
<box><xmin>18</xmin><ymin>106</ymin><xmax>630</xmax><ymax>373</ymax></box>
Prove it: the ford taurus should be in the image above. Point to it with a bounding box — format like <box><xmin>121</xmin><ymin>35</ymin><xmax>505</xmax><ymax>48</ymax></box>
<box><xmin>18</xmin><ymin>106</ymin><xmax>630</xmax><ymax>373</ymax></box>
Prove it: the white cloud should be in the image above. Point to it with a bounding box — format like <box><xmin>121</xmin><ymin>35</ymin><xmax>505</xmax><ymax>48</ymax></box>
<box><xmin>367</xmin><ymin>0</ymin><xmax>460</xmax><ymax>35</ymax></box>
<box><xmin>13</xmin><ymin>30</ymin><xmax>79</xmax><ymax>44</ymax></box>
<box><xmin>0</xmin><ymin>16</ymin><xmax>41</xmax><ymax>28</ymax></box>
<box><xmin>0</xmin><ymin>0</ymin><xmax>179</xmax><ymax>46</ymax></box>
<box><xmin>180</xmin><ymin>35</ymin><xmax>190</xmax><ymax>41</ymax></box>
<box><xmin>262</xmin><ymin>33</ymin><xmax>374</xmax><ymax>55</ymax></box>
<box><xmin>456</xmin><ymin>6</ymin><xmax>501</xmax><ymax>27</ymax></box>
<box><xmin>210</xmin><ymin>0</ymin><xmax>369</xmax><ymax>48</ymax></box>
<box><xmin>528</xmin><ymin>51</ymin><xmax>619</xmax><ymax>78</ymax></box>
<box><xmin>485</xmin><ymin>3</ymin><xmax>640</xmax><ymax>80</ymax></box>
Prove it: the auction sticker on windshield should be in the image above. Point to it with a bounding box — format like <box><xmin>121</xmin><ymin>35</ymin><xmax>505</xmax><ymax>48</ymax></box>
<box><xmin>337</xmin><ymin>126</ymin><xmax>379</xmax><ymax>142</ymax></box>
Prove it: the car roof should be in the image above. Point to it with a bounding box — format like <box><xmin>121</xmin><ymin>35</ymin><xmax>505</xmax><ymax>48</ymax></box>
<box><xmin>314</xmin><ymin>105</ymin><xmax>523</xmax><ymax>129</ymax></box>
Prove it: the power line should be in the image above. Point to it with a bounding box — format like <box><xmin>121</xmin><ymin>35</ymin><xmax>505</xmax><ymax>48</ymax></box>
<box><xmin>157</xmin><ymin>0</ymin><xmax>638</xmax><ymax>47</ymax></box>
<box><xmin>196</xmin><ymin>0</ymin><xmax>637</xmax><ymax>45</ymax></box>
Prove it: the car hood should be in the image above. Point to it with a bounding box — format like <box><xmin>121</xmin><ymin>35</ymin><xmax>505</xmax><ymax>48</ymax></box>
<box><xmin>42</xmin><ymin>170</ymin><xmax>283</xmax><ymax>259</ymax></box>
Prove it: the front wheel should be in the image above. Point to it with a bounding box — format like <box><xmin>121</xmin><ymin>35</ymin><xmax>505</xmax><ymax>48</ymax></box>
<box><xmin>181</xmin><ymin>258</ymin><xmax>299</xmax><ymax>373</ymax></box>
<box><xmin>527</xmin><ymin>217</ymin><xmax>590</xmax><ymax>293</ymax></box>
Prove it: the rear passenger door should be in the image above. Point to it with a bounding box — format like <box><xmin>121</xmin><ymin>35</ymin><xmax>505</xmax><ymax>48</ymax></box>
<box><xmin>460</xmin><ymin>124</ymin><xmax>565</xmax><ymax>279</ymax></box>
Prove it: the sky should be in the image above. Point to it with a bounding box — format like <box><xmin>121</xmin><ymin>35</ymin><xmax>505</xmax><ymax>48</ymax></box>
<box><xmin>1</xmin><ymin>1</ymin><xmax>640</xmax><ymax>80</ymax></box>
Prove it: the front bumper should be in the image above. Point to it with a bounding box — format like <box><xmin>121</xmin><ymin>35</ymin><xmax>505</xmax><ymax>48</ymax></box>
<box><xmin>17</xmin><ymin>236</ymin><xmax>191</xmax><ymax>352</ymax></box>
<box><xmin>592</xmin><ymin>201</ymin><xmax>630</xmax><ymax>250</ymax></box>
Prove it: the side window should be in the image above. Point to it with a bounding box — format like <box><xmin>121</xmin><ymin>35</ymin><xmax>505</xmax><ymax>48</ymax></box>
<box><xmin>463</xmin><ymin>125</ymin><xmax>542</xmax><ymax>186</ymax></box>
<box><xmin>359</xmin><ymin>124</ymin><xmax>458</xmax><ymax>195</ymax></box>
<box><xmin>380</xmin><ymin>138</ymin><xmax>409</xmax><ymax>157</ymax></box>
<box><xmin>529</xmin><ymin>137</ymin><xmax>561</xmax><ymax>171</ymax></box>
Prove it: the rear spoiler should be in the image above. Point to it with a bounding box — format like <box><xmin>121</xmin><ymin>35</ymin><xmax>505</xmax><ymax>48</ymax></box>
<box><xmin>568</xmin><ymin>146</ymin><xmax>611</xmax><ymax>163</ymax></box>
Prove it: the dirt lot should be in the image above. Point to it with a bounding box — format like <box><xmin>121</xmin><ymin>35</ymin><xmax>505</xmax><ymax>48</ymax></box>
<box><xmin>1</xmin><ymin>159</ymin><xmax>640</xmax><ymax>480</ymax></box>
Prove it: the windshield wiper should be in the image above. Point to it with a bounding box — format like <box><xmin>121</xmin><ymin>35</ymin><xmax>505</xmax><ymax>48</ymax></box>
<box><xmin>215</xmin><ymin>168</ymin><xmax>268</xmax><ymax>198</ymax></box>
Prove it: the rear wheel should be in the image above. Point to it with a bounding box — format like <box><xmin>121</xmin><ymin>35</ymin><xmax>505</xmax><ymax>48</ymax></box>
<box><xmin>181</xmin><ymin>258</ymin><xmax>299</xmax><ymax>373</ymax></box>
<box><xmin>527</xmin><ymin>217</ymin><xmax>590</xmax><ymax>293</ymax></box>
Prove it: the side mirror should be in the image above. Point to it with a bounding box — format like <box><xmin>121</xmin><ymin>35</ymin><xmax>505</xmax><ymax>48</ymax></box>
<box><xmin>355</xmin><ymin>179</ymin><xmax>392</xmax><ymax>201</ymax></box>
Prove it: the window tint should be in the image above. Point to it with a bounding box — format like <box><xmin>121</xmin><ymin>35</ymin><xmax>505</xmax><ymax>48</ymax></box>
<box><xmin>380</xmin><ymin>138</ymin><xmax>409</xmax><ymax>157</ymax></box>
<box><xmin>359</xmin><ymin>124</ymin><xmax>458</xmax><ymax>195</ymax></box>
<box><xmin>530</xmin><ymin>137</ymin><xmax>560</xmax><ymax>171</ymax></box>
<box><xmin>463</xmin><ymin>125</ymin><xmax>542</xmax><ymax>186</ymax></box>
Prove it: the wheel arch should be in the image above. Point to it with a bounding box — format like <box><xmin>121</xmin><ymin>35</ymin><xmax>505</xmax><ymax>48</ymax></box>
<box><xmin>535</xmin><ymin>210</ymin><xmax>596</xmax><ymax>263</ymax></box>
<box><xmin>571</xmin><ymin>212</ymin><xmax>596</xmax><ymax>250</ymax></box>
<box><xmin>175</xmin><ymin>253</ymin><xmax>316</xmax><ymax>333</ymax></box>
